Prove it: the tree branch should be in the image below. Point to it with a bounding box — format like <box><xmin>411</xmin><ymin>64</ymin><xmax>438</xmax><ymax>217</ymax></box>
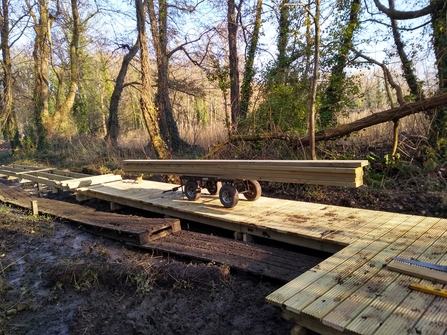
<box><xmin>372</xmin><ymin>0</ymin><xmax>441</xmax><ymax>19</ymax></box>
<box><xmin>206</xmin><ymin>92</ymin><xmax>447</xmax><ymax>157</ymax></box>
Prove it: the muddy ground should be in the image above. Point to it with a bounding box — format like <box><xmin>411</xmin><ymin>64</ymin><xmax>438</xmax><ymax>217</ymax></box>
<box><xmin>0</xmin><ymin>177</ymin><xmax>325</xmax><ymax>335</ymax></box>
<box><xmin>1</xmin><ymin>171</ymin><xmax>447</xmax><ymax>335</ymax></box>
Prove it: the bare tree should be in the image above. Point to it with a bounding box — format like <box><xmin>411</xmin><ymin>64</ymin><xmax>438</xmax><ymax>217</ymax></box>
<box><xmin>136</xmin><ymin>0</ymin><xmax>169</xmax><ymax>159</ymax></box>
<box><xmin>146</xmin><ymin>0</ymin><xmax>203</xmax><ymax>152</ymax></box>
<box><xmin>227</xmin><ymin>0</ymin><xmax>241</xmax><ymax>131</ymax></box>
<box><xmin>27</xmin><ymin>0</ymin><xmax>58</xmax><ymax>149</ymax></box>
<box><xmin>105</xmin><ymin>40</ymin><xmax>140</xmax><ymax>147</ymax></box>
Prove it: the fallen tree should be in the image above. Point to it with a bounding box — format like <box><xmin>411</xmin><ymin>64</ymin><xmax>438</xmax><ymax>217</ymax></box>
<box><xmin>206</xmin><ymin>92</ymin><xmax>447</xmax><ymax>157</ymax></box>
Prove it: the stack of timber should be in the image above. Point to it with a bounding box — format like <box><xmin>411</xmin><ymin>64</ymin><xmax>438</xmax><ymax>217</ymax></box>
<box><xmin>123</xmin><ymin>159</ymin><xmax>369</xmax><ymax>187</ymax></box>
<box><xmin>0</xmin><ymin>165</ymin><xmax>122</xmax><ymax>190</ymax></box>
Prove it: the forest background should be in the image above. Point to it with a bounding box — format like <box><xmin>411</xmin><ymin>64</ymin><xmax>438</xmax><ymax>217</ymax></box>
<box><xmin>0</xmin><ymin>0</ymin><xmax>446</xmax><ymax>179</ymax></box>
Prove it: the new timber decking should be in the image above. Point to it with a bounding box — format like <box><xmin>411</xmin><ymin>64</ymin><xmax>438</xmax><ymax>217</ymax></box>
<box><xmin>78</xmin><ymin>179</ymin><xmax>390</xmax><ymax>253</ymax></box>
<box><xmin>266</xmin><ymin>214</ymin><xmax>447</xmax><ymax>334</ymax></box>
<box><xmin>3</xmin><ymin>166</ymin><xmax>446</xmax><ymax>334</ymax></box>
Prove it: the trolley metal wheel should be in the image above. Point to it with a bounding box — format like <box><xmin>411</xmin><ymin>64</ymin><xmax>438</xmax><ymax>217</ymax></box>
<box><xmin>242</xmin><ymin>179</ymin><xmax>262</xmax><ymax>201</ymax></box>
<box><xmin>184</xmin><ymin>180</ymin><xmax>201</xmax><ymax>201</ymax></box>
<box><xmin>205</xmin><ymin>181</ymin><xmax>222</xmax><ymax>195</ymax></box>
<box><xmin>219</xmin><ymin>184</ymin><xmax>239</xmax><ymax>208</ymax></box>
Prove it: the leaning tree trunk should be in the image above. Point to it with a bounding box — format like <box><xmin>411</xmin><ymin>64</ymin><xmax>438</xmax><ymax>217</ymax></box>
<box><xmin>106</xmin><ymin>40</ymin><xmax>140</xmax><ymax>147</ymax></box>
<box><xmin>319</xmin><ymin>0</ymin><xmax>360</xmax><ymax>128</ymax></box>
<box><xmin>135</xmin><ymin>0</ymin><xmax>169</xmax><ymax>159</ymax></box>
<box><xmin>205</xmin><ymin>93</ymin><xmax>447</xmax><ymax>157</ymax></box>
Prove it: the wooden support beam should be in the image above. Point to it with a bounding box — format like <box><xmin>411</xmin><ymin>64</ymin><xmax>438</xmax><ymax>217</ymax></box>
<box><xmin>31</xmin><ymin>200</ymin><xmax>39</xmax><ymax>216</ymax></box>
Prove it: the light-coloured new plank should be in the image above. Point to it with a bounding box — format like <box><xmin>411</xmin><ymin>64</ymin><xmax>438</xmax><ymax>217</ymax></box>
<box><xmin>300</xmin><ymin>216</ymin><xmax>438</xmax><ymax>324</ymax></box>
<box><xmin>123</xmin><ymin>159</ymin><xmax>368</xmax><ymax>187</ymax></box>
<box><xmin>266</xmin><ymin>213</ymin><xmax>413</xmax><ymax>307</ymax></box>
<box><xmin>387</xmin><ymin>260</ymin><xmax>447</xmax><ymax>285</ymax></box>
<box><xmin>346</xmin><ymin>218</ymin><xmax>447</xmax><ymax>335</ymax></box>
<box><xmin>284</xmin><ymin>215</ymin><xmax>432</xmax><ymax>316</ymax></box>
<box><xmin>322</xmin><ymin>216</ymin><xmax>446</xmax><ymax>332</ymax></box>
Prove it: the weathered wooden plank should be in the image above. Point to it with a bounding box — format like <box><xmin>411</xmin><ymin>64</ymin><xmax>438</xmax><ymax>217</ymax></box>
<box><xmin>136</xmin><ymin>230</ymin><xmax>323</xmax><ymax>282</ymax></box>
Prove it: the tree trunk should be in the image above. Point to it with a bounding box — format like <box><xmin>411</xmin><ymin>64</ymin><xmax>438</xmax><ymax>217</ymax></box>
<box><xmin>135</xmin><ymin>0</ymin><xmax>169</xmax><ymax>159</ymax></box>
<box><xmin>0</xmin><ymin>0</ymin><xmax>13</xmax><ymax>136</ymax></box>
<box><xmin>146</xmin><ymin>0</ymin><xmax>187</xmax><ymax>152</ymax></box>
<box><xmin>389</xmin><ymin>0</ymin><xmax>423</xmax><ymax>101</ymax></box>
<box><xmin>309</xmin><ymin>0</ymin><xmax>321</xmax><ymax>160</ymax></box>
<box><xmin>240</xmin><ymin>0</ymin><xmax>262</xmax><ymax>120</ymax></box>
<box><xmin>319</xmin><ymin>0</ymin><xmax>360</xmax><ymax>128</ymax></box>
<box><xmin>428</xmin><ymin>1</ymin><xmax>447</xmax><ymax>157</ymax></box>
<box><xmin>240</xmin><ymin>0</ymin><xmax>262</xmax><ymax>119</ymax></box>
<box><xmin>106</xmin><ymin>41</ymin><xmax>139</xmax><ymax>147</ymax></box>
<box><xmin>28</xmin><ymin>0</ymin><xmax>54</xmax><ymax>149</ymax></box>
<box><xmin>228</xmin><ymin>0</ymin><xmax>240</xmax><ymax>131</ymax></box>
<box><xmin>49</xmin><ymin>0</ymin><xmax>80</xmax><ymax>134</ymax></box>
<box><xmin>276</xmin><ymin>0</ymin><xmax>290</xmax><ymax>80</ymax></box>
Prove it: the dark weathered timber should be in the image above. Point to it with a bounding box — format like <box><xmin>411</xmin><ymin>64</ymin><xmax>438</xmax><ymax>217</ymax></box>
<box><xmin>135</xmin><ymin>230</ymin><xmax>323</xmax><ymax>282</ymax></box>
<box><xmin>0</xmin><ymin>182</ymin><xmax>180</xmax><ymax>245</ymax></box>
<box><xmin>0</xmin><ymin>181</ymin><xmax>323</xmax><ymax>282</ymax></box>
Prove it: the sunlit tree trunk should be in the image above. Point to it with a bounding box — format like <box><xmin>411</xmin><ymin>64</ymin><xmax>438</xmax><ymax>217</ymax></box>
<box><xmin>0</xmin><ymin>0</ymin><xmax>13</xmax><ymax>137</ymax></box>
<box><xmin>136</xmin><ymin>0</ymin><xmax>169</xmax><ymax>159</ymax></box>
<box><xmin>49</xmin><ymin>0</ymin><xmax>81</xmax><ymax>134</ymax></box>
<box><xmin>146</xmin><ymin>0</ymin><xmax>187</xmax><ymax>152</ymax></box>
<box><xmin>27</xmin><ymin>0</ymin><xmax>55</xmax><ymax>149</ymax></box>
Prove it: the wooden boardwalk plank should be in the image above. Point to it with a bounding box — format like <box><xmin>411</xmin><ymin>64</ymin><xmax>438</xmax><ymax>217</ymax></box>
<box><xmin>300</xmin><ymin>216</ymin><xmax>439</xmax><ymax>324</ymax></box>
<box><xmin>371</xmin><ymin>231</ymin><xmax>447</xmax><ymax>335</ymax></box>
<box><xmin>321</xmin><ymin>217</ymin><xmax>445</xmax><ymax>332</ymax></box>
<box><xmin>346</xmin><ymin>218</ymin><xmax>447</xmax><ymax>335</ymax></box>
<box><xmin>265</xmin><ymin>213</ymin><xmax>412</xmax><ymax>307</ymax></box>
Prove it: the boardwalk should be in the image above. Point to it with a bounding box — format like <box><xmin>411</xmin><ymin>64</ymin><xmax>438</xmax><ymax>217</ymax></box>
<box><xmin>79</xmin><ymin>179</ymin><xmax>447</xmax><ymax>334</ymax></box>
<box><xmin>1</xmin><ymin>166</ymin><xmax>446</xmax><ymax>334</ymax></box>
<box><xmin>79</xmin><ymin>179</ymin><xmax>402</xmax><ymax>253</ymax></box>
